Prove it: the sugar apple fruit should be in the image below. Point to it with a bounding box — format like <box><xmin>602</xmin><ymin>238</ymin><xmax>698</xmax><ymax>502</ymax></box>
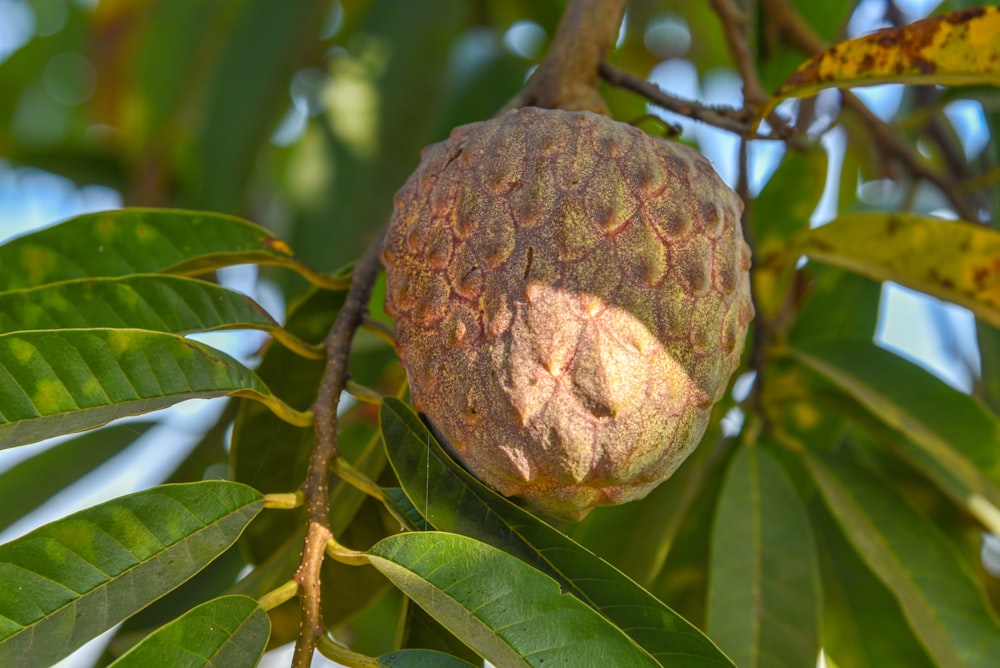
<box><xmin>382</xmin><ymin>106</ymin><xmax>753</xmax><ymax>520</ymax></box>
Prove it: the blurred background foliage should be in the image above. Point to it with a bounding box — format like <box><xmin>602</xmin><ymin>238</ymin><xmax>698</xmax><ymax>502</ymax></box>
<box><xmin>1</xmin><ymin>0</ymin><xmax>999</xmax><ymax>665</ymax></box>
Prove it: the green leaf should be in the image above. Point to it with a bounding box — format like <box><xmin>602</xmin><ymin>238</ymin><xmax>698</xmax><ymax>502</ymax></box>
<box><xmin>108</xmin><ymin>595</ymin><xmax>269</xmax><ymax>668</ymax></box>
<box><xmin>814</xmin><ymin>502</ymin><xmax>935</xmax><ymax>668</ymax></box>
<box><xmin>752</xmin><ymin>146</ymin><xmax>827</xmax><ymax>320</ymax></box>
<box><xmin>383</xmin><ymin>487</ymin><xmax>431</xmax><ymax>532</ymax></box>
<box><xmin>0</xmin><ymin>328</ymin><xmax>310</xmax><ymax>449</ymax></box>
<box><xmin>288</xmin><ymin>0</ymin><xmax>474</xmax><ymax>273</ymax></box>
<box><xmin>377</xmin><ymin>649</ymin><xmax>478</xmax><ymax>667</ymax></box>
<box><xmin>790</xmin><ymin>339</ymin><xmax>1000</xmax><ymax>534</ymax></box>
<box><xmin>101</xmin><ymin>543</ymin><xmax>249</xmax><ymax>663</ymax></box>
<box><xmin>119</xmin><ymin>1</ymin><xmax>232</xmax><ymax>151</ymax></box>
<box><xmin>367</xmin><ymin>532</ymin><xmax>659</xmax><ymax>668</ymax></box>
<box><xmin>760</xmin><ymin>8</ymin><xmax>1000</xmax><ymax>120</ymax></box>
<box><xmin>707</xmin><ymin>446</ymin><xmax>821</xmax><ymax>668</ymax></box>
<box><xmin>793</xmin><ymin>213</ymin><xmax>1000</xmax><ymax>329</ymax></box>
<box><xmin>806</xmin><ymin>453</ymin><xmax>1000</xmax><ymax>668</ymax></box>
<box><xmin>978</xmin><ymin>320</ymin><xmax>1000</xmax><ymax>412</ymax></box>
<box><xmin>789</xmin><ymin>267</ymin><xmax>882</xmax><ymax>344</ymax></box>
<box><xmin>0</xmin><ymin>421</ymin><xmax>154</xmax><ymax>532</ymax></box>
<box><xmin>379</xmin><ymin>397</ymin><xmax>735</xmax><ymax>667</ymax></box>
<box><xmin>0</xmin><ymin>274</ymin><xmax>320</xmax><ymax>358</ymax></box>
<box><xmin>0</xmin><ymin>208</ymin><xmax>344</xmax><ymax>292</ymax></box>
<box><xmin>0</xmin><ymin>481</ymin><xmax>263</xmax><ymax>667</ymax></box>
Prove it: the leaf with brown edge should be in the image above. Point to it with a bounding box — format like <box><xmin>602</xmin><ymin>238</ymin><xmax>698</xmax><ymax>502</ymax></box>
<box><xmin>758</xmin><ymin>7</ymin><xmax>1000</xmax><ymax>121</ymax></box>
<box><xmin>792</xmin><ymin>213</ymin><xmax>1000</xmax><ymax>328</ymax></box>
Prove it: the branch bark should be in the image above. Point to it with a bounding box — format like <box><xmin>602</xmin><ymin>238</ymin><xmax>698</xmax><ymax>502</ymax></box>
<box><xmin>291</xmin><ymin>230</ymin><xmax>386</xmax><ymax>668</ymax></box>
<box><xmin>505</xmin><ymin>0</ymin><xmax>627</xmax><ymax>114</ymax></box>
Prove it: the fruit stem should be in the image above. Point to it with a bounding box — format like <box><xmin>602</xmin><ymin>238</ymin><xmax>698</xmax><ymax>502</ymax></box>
<box><xmin>505</xmin><ymin>0</ymin><xmax>626</xmax><ymax>114</ymax></box>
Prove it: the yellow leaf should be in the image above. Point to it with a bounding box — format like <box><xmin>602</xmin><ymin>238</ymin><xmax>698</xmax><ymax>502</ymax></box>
<box><xmin>793</xmin><ymin>213</ymin><xmax>1000</xmax><ymax>328</ymax></box>
<box><xmin>759</xmin><ymin>7</ymin><xmax>1000</xmax><ymax>121</ymax></box>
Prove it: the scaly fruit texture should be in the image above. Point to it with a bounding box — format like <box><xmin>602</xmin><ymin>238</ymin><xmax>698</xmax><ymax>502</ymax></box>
<box><xmin>382</xmin><ymin>106</ymin><xmax>753</xmax><ymax>520</ymax></box>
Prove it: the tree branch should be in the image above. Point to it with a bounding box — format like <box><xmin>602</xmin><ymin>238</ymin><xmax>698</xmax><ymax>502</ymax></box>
<box><xmin>709</xmin><ymin>0</ymin><xmax>769</xmax><ymax>110</ymax></box>
<box><xmin>505</xmin><ymin>0</ymin><xmax>627</xmax><ymax>114</ymax></box>
<box><xmin>291</xmin><ymin>229</ymin><xmax>386</xmax><ymax>668</ymax></box>
<box><xmin>598</xmin><ymin>62</ymin><xmax>753</xmax><ymax>135</ymax></box>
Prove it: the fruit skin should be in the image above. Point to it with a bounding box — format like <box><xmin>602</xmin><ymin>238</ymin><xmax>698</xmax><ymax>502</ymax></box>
<box><xmin>382</xmin><ymin>106</ymin><xmax>753</xmax><ymax>520</ymax></box>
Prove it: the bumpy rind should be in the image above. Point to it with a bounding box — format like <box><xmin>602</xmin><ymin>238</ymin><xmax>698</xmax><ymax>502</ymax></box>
<box><xmin>382</xmin><ymin>106</ymin><xmax>753</xmax><ymax>520</ymax></box>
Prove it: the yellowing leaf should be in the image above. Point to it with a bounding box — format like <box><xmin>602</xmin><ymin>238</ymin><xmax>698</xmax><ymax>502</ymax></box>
<box><xmin>760</xmin><ymin>7</ymin><xmax>1000</xmax><ymax>120</ymax></box>
<box><xmin>793</xmin><ymin>213</ymin><xmax>1000</xmax><ymax>328</ymax></box>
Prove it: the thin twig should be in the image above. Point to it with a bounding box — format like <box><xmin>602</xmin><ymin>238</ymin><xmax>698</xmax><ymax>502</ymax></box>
<box><xmin>291</xmin><ymin>230</ymin><xmax>387</xmax><ymax>668</ymax></box>
<box><xmin>709</xmin><ymin>0</ymin><xmax>769</xmax><ymax>110</ymax></box>
<box><xmin>598</xmin><ymin>62</ymin><xmax>752</xmax><ymax>135</ymax></box>
<box><xmin>504</xmin><ymin>0</ymin><xmax>627</xmax><ymax>114</ymax></box>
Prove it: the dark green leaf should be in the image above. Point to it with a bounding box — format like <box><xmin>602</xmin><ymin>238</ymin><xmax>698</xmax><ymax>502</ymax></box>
<box><xmin>108</xmin><ymin>595</ymin><xmax>269</xmax><ymax>668</ymax></box>
<box><xmin>0</xmin><ymin>209</ymin><xmax>342</xmax><ymax>292</ymax></box>
<box><xmin>100</xmin><ymin>543</ymin><xmax>249</xmax><ymax>664</ymax></box>
<box><xmin>791</xmin><ymin>339</ymin><xmax>1000</xmax><ymax>534</ymax></box>
<box><xmin>377</xmin><ymin>649</ymin><xmax>478</xmax><ymax>667</ymax></box>
<box><xmin>0</xmin><ymin>421</ymin><xmax>154</xmax><ymax>532</ymax></box>
<box><xmin>368</xmin><ymin>531</ymin><xmax>660</xmax><ymax>668</ymax></box>
<box><xmin>232</xmin><ymin>288</ymin><xmax>342</xmax><ymax>495</ymax></box>
<box><xmin>380</xmin><ymin>397</ymin><xmax>735</xmax><ymax>667</ymax></box>
<box><xmin>289</xmin><ymin>0</ymin><xmax>473</xmax><ymax>273</ymax></box>
<box><xmin>190</xmin><ymin>0</ymin><xmax>328</xmax><ymax>212</ymax></box>
<box><xmin>0</xmin><ymin>481</ymin><xmax>263</xmax><ymax>667</ymax></box>
<box><xmin>0</xmin><ymin>328</ymin><xmax>309</xmax><ymax>449</ymax></box>
<box><xmin>383</xmin><ymin>487</ymin><xmax>430</xmax><ymax>532</ymax></box>
<box><xmin>397</xmin><ymin>600</ymin><xmax>482</xmax><ymax>666</ymax></box>
<box><xmin>807</xmin><ymin>453</ymin><xmax>1000</xmax><ymax>667</ymax></box>
<box><xmin>707</xmin><ymin>446</ymin><xmax>821</xmax><ymax>668</ymax></box>
<box><xmin>790</xmin><ymin>267</ymin><xmax>882</xmax><ymax>344</ymax></box>
<box><xmin>321</xmin><ymin>497</ymin><xmax>392</xmax><ymax>631</ymax></box>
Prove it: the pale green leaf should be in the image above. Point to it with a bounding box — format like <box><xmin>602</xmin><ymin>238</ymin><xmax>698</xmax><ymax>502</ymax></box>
<box><xmin>367</xmin><ymin>531</ymin><xmax>659</xmax><ymax>668</ymax></box>
<box><xmin>791</xmin><ymin>339</ymin><xmax>1000</xmax><ymax>534</ymax></box>
<box><xmin>0</xmin><ymin>275</ymin><xmax>320</xmax><ymax>358</ymax></box>
<box><xmin>815</xmin><ymin>504</ymin><xmax>935</xmax><ymax>668</ymax></box>
<box><xmin>807</xmin><ymin>453</ymin><xmax>1000</xmax><ymax>668</ymax></box>
<box><xmin>0</xmin><ymin>481</ymin><xmax>264</xmax><ymax>667</ymax></box>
